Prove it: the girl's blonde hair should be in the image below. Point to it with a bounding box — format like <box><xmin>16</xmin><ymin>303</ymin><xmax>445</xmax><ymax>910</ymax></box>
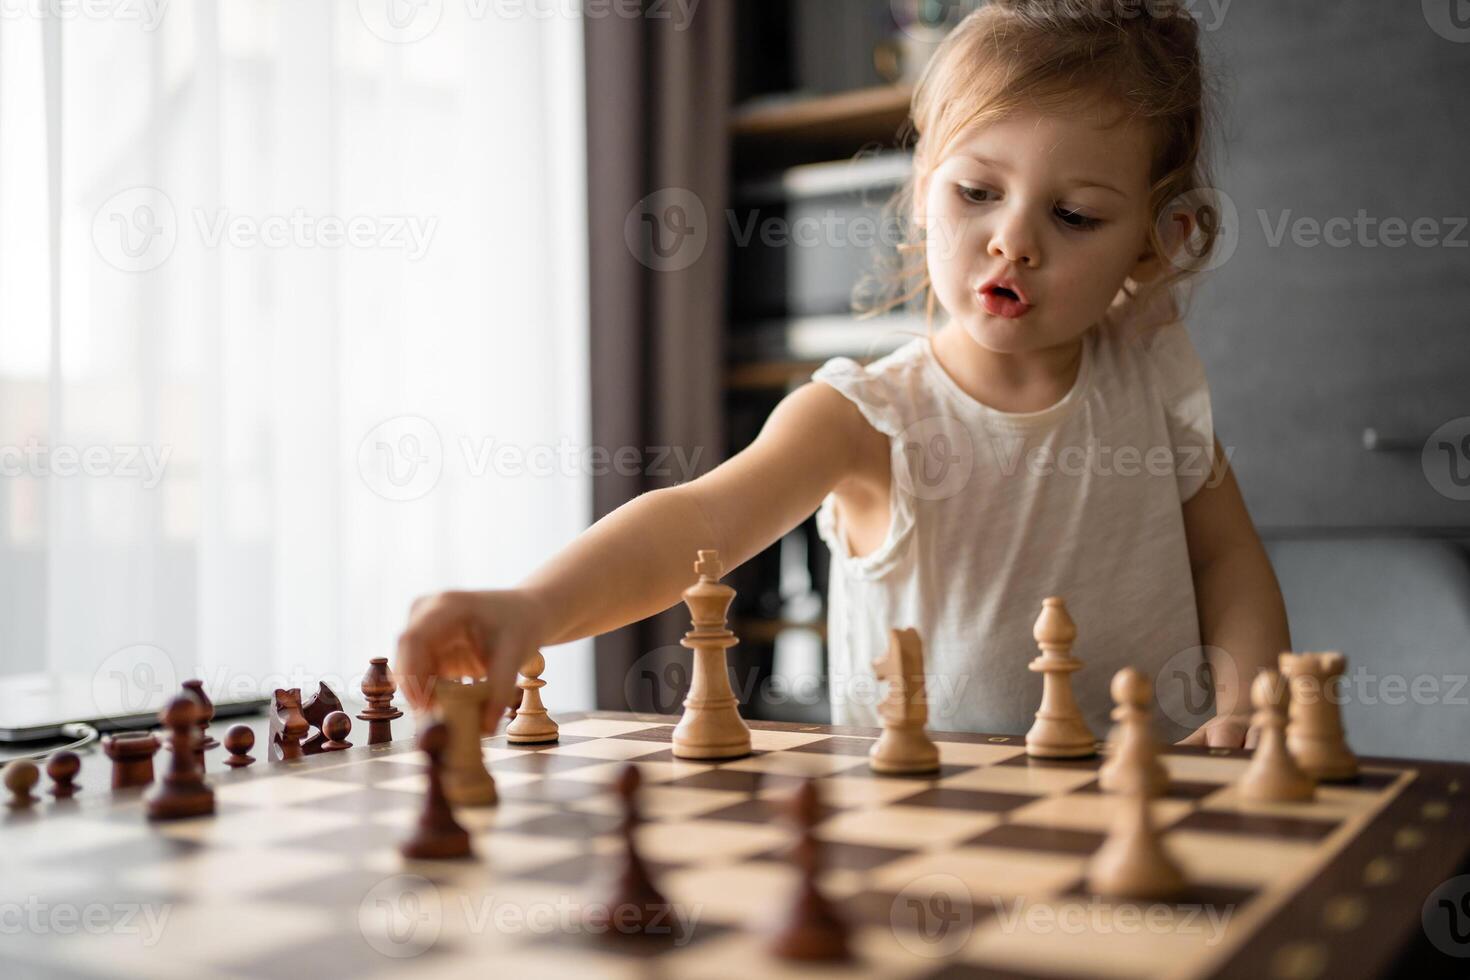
<box><xmin>857</xmin><ymin>0</ymin><xmax>1226</xmax><ymax>335</ymax></box>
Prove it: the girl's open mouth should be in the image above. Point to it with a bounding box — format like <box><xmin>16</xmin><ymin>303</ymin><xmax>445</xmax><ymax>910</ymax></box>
<box><xmin>979</xmin><ymin>285</ymin><xmax>1033</xmax><ymax>319</ymax></box>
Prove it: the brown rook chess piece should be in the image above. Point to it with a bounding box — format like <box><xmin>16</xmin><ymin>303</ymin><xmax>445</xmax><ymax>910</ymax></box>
<box><xmin>147</xmin><ymin>696</ymin><xmax>215</xmax><ymax>821</ymax></box>
<box><xmin>400</xmin><ymin>721</ymin><xmax>473</xmax><ymax>860</ymax></box>
<box><xmin>358</xmin><ymin>657</ymin><xmax>404</xmax><ymax>746</ymax></box>
<box><xmin>1025</xmin><ymin>597</ymin><xmax>1097</xmax><ymax>758</ymax></box>
<box><xmin>224</xmin><ymin>725</ymin><xmax>256</xmax><ymax>768</ymax></box>
<box><xmin>103</xmin><ymin>732</ymin><xmax>161</xmax><ymax>789</ymax></box>
<box><xmin>769</xmin><ymin>779</ymin><xmax>851</xmax><ymax>961</ymax></box>
<box><xmin>671</xmin><ymin>550</ymin><xmax>752</xmax><ymax>760</ymax></box>
<box><xmin>47</xmin><ymin>751</ymin><xmax>81</xmax><ymax>799</ymax></box>
<box><xmin>506</xmin><ymin>652</ymin><xmax>558</xmax><ymax>744</ymax></box>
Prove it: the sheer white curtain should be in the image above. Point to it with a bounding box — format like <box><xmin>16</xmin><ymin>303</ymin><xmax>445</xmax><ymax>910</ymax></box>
<box><xmin>0</xmin><ymin>1</ymin><xmax>593</xmax><ymax>714</ymax></box>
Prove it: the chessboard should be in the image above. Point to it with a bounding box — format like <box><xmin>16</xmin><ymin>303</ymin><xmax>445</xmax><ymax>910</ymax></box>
<box><xmin>4</xmin><ymin>710</ymin><xmax>1469</xmax><ymax>980</ymax></box>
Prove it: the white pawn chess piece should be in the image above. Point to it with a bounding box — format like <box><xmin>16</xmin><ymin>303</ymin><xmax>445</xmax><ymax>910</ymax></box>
<box><xmin>1098</xmin><ymin>668</ymin><xmax>1169</xmax><ymax>797</ymax></box>
<box><xmin>1025</xmin><ymin>597</ymin><xmax>1097</xmax><ymax>758</ymax></box>
<box><xmin>506</xmin><ymin>652</ymin><xmax>559</xmax><ymax>745</ymax></box>
<box><xmin>671</xmin><ymin>550</ymin><xmax>752</xmax><ymax>760</ymax></box>
<box><xmin>1280</xmin><ymin>651</ymin><xmax>1358</xmax><ymax>782</ymax></box>
<box><xmin>1086</xmin><ymin>783</ymin><xmax>1187</xmax><ymax>900</ymax></box>
<box><xmin>1239</xmin><ymin>668</ymin><xmax>1316</xmax><ymax>802</ymax></box>
<box><xmin>434</xmin><ymin>678</ymin><xmax>497</xmax><ymax>806</ymax></box>
<box><xmin>869</xmin><ymin>627</ymin><xmax>940</xmax><ymax>774</ymax></box>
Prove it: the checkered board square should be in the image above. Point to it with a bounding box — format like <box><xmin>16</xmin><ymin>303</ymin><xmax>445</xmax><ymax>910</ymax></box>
<box><xmin>3</xmin><ymin>711</ymin><xmax>1468</xmax><ymax>980</ymax></box>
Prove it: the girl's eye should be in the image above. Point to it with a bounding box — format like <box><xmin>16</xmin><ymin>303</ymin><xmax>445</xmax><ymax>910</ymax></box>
<box><xmin>955</xmin><ymin>184</ymin><xmax>992</xmax><ymax>205</ymax></box>
<box><xmin>1057</xmin><ymin>207</ymin><xmax>1104</xmax><ymax>231</ymax></box>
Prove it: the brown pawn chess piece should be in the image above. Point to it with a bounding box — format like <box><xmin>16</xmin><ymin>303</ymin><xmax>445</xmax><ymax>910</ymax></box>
<box><xmin>268</xmin><ymin>688</ymin><xmax>309</xmax><ymax>762</ymax></box>
<box><xmin>1281</xmin><ymin>651</ymin><xmax>1359</xmax><ymax>782</ymax></box>
<box><xmin>181</xmin><ymin>679</ymin><xmax>219</xmax><ymax>761</ymax></box>
<box><xmin>869</xmin><ymin>627</ymin><xmax>940</xmax><ymax>774</ymax></box>
<box><xmin>321</xmin><ymin>711</ymin><xmax>353</xmax><ymax>751</ymax></box>
<box><xmin>1025</xmin><ymin>597</ymin><xmax>1096</xmax><ymax>758</ymax></box>
<box><xmin>1098</xmin><ymin>668</ymin><xmax>1169</xmax><ymax>797</ymax></box>
<box><xmin>358</xmin><ymin>657</ymin><xmax>404</xmax><ymax>746</ymax></box>
<box><xmin>103</xmin><ymin>731</ymin><xmax>160</xmax><ymax>789</ymax></box>
<box><xmin>434</xmin><ymin>678</ymin><xmax>497</xmax><ymax>806</ymax></box>
<box><xmin>5</xmin><ymin>760</ymin><xmax>40</xmax><ymax>808</ymax></box>
<box><xmin>586</xmin><ymin>764</ymin><xmax>671</xmax><ymax>935</ymax></box>
<box><xmin>147</xmin><ymin>696</ymin><xmax>215</xmax><ymax>821</ymax></box>
<box><xmin>1239</xmin><ymin>669</ymin><xmax>1316</xmax><ymax>803</ymax></box>
<box><xmin>671</xmin><ymin>550</ymin><xmax>752</xmax><ymax>760</ymax></box>
<box><xmin>769</xmin><ymin>779</ymin><xmax>851</xmax><ymax>961</ymax></box>
<box><xmin>223</xmin><ymin>725</ymin><xmax>256</xmax><ymax>768</ymax></box>
<box><xmin>302</xmin><ymin>682</ymin><xmax>346</xmax><ymax>755</ymax></box>
<box><xmin>400</xmin><ymin>721</ymin><xmax>473</xmax><ymax>860</ymax></box>
<box><xmin>1086</xmin><ymin>783</ymin><xmax>1186</xmax><ymax>900</ymax></box>
<box><xmin>506</xmin><ymin>652</ymin><xmax>558</xmax><ymax>744</ymax></box>
<box><xmin>47</xmin><ymin>751</ymin><xmax>81</xmax><ymax>799</ymax></box>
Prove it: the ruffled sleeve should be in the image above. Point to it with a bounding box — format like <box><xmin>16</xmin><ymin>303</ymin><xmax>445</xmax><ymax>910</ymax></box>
<box><xmin>1141</xmin><ymin>323</ymin><xmax>1216</xmax><ymax>502</ymax></box>
<box><xmin>809</xmin><ymin>355</ymin><xmax>916</xmax><ymax>579</ymax></box>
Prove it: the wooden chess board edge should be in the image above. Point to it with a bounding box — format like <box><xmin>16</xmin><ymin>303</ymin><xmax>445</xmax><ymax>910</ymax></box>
<box><xmin>1212</xmin><ymin>757</ymin><xmax>1470</xmax><ymax>980</ymax></box>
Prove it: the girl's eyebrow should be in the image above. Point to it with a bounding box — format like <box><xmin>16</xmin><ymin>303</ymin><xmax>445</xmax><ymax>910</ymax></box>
<box><xmin>957</xmin><ymin>153</ymin><xmax>1127</xmax><ymax>198</ymax></box>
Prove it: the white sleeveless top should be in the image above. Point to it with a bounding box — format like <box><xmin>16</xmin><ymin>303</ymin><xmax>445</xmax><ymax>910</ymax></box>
<box><xmin>812</xmin><ymin>317</ymin><xmax>1216</xmax><ymax>742</ymax></box>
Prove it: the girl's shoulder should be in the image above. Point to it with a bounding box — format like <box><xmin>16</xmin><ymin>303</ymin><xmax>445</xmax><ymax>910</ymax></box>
<box><xmin>810</xmin><ymin>336</ymin><xmax>931</xmax><ymax>438</ymax></box>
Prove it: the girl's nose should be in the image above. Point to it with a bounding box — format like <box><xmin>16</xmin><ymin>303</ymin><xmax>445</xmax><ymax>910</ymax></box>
<box><xmin>988</xmin><ymin>210</ymin><xmax>1040</xmax><ymax>268</ymax></box>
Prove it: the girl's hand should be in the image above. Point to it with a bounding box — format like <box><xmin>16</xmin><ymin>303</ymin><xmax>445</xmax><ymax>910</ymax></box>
<box><xmin>1176</xmin><ymin>713</ymin><xmax>1258</xmax><ymax>749</ymax></box>
<box><xmin>394</xmin><ymin>588</ymin><xmax>552</xmax><ymax>733</ymax></box>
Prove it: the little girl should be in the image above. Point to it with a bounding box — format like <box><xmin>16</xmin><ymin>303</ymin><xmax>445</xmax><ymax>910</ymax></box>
<box><xmin>396</xmin><ymin>0</ymin><xmax>1289</xmax><ymax>748</ymax></box>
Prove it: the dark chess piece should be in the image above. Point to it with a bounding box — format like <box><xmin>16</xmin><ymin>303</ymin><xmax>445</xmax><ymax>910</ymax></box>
<box><xmin>269</xmin><ymin>688</ymin><xmax>309</xmax><ymax>762</ymax></box>
<box><xmin>181</xmin><ymin>679</ymin><xmax>219</xmax><ymax>758</ymax></box>
<box><xmin>103</xmin><ymin>732</ymin><xmax>160</xmax><ymax>789</ymax></box>
<box><xmin>321</xmin><ymin>711</ymin><xmax>353</xmax><ymax>751</ymax></box>
<box><xmin>47</xmin><ymin>751</ymin><xmax>81</xmax><ymax>798</ymax></box>
<box><xmin>358</xmin><ymin>658</ymin><xmax>403</xmax><ymax>746</ymax></box>
<box><xmin>224</xmin><ymin>725</ymin><xmax>256</xmax><ymax>768</ymax></box>
<box><xmin>586</xmin><ymin>764</ymin><xmax>671</xmax><ymax>935</ymax></box>
<box><xmin>146</xmin><ymin>696</ymin><xmax>215</xmax><ymax>821</ymax></box>
<box><xmin>302</xmin><ymin>682</ymin><xmax>346</xmax><ymax>755</ymax></box>
<box><xmin>400</xmin><ymin>721</ymin><xmax>472</xmax><ymax>860</ymax></box>
<box><xmin>768</xmin><ymin>779</ymin><xmax>851</xmax><ymax>962</ymax></box>
<box><xmin>5</xmin><ymin>760</ymin><xmax>40</xmax><ymax>808</ymax></box>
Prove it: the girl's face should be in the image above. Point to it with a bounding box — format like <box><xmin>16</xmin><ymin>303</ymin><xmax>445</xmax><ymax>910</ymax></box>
<box><xmin>918</xmin><ymin>105</ymin><xmax>1169</xmax><ymax>356</ymax></box>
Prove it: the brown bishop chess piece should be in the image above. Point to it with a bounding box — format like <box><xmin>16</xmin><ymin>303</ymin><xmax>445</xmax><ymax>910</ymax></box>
<box><xmin>224</xmin><ymin>725</ymin><xmax>256</xmax><ymax>768</ymax></box>
<box><xmin>181</xmin><ymin>679</ymin><xmax>219</xmax><ymax>769</ymax></box>
<box><xmin>5</xmin><ymin>760</ymin><xmax>40</xmax><ymax>809</ymax></box>
<box><xmin>358</xmin><ymin>657</ymin><xmax>404</xmax><ymax>746</ymax></box>
<box><xmin>400</xmin><ymin>721</ymin><xmax>473</xmax><ymax>860</ymax></box>
<box><xmin>769</xmin><ymin>778</ymin><xmax>851</xmax><ymax>962</ymax></box>
<box><xmin>47</xmin><ymin>751</ymin><xmax>81</xmax><ymax>799</ymax></box>
<box><xmin>1239</xmin><ymin>669</ymin><xmax>1316</xmax><ymax>803</ymax></box>
<box><xmin>1098</xmin><ymin>668</ymin><xmax>1170</xmax><ymax>797</ymax></box>
<box><xmin>506</xmin><ymin>652</ymin><xmax>558</xmax><ymax>744</ymax></box>
<box><xmin>870</xmin><ymin>627</ymin><xmax>940</xmax><ymax>774</ymax></box>
<box><xmin>269</xmin><ymin>688</ymin><xmax>309</xmax><ymax>762</ymax></box>
<box><xmin>586</xmin><ymin>764</ymin><xmax>672</xmax><ymax>935</ymax></box>
<box><xmin>301</xmin><ymin>682</ymin><xmax>346</xmax><ymax>755</ymax></box>
<box><xmin>1281</xmin><ymin>651</ymin><xmax>1358</xmax><ymax>782</ymax></box>
<box><xmin>1025</xmin><ymin>597</ymin><xmax>1097</xmax><ymax>758</ymax></box>
<box><xmin>321</xmin><ymin>711</ymin><xmax>353</xmax><ymax>751</ymax></box>
<box><xmin>147</xmin><ymin>696</ymin><xmax>215</xmax><ymax>821</ymax></box>
<box><xmin>671</xmin><ymin>550</ymin><xmax>752</xmax><ymax>760</ymax></box>
<box><xmin>103</xmin><ymin>731</ymin><xmax>160</xmax><ymax>789</ymax></box>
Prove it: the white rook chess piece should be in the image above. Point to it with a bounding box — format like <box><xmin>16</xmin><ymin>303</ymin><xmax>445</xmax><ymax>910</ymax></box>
<box><xmin>869</xmin><ymin>627</ymin><xmax>940</xmax><ymax>774</ymax></box>
<box><xmin>434</xmin><ymin>678</ymin><xmax>497</xmax><ymax>806</ymax></box>
<box><xmin>1025</xmin><ymin>597</ymin><xmax>1097</xmax><ymax>758</ymax></box>
<box><xmin>506</xmin><ymin>652</ymin><xmax>559</xmax><ymax>745</ymax></box>
<box><xmin>671</xmin><ymin>550</ymin><xmax>752</xmax><ymax>760</ymax></box>
<box><xmin>1281</xmin><ymin>651</ymin><xmax>1358</xmax><ymax>782</ymax></box>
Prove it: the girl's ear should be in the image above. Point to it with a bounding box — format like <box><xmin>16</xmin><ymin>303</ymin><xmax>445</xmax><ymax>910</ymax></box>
<box><xmin>1132</xmin><ymin>206</ymin><xmax>1195</xmax><ymax>284</ymax></box>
